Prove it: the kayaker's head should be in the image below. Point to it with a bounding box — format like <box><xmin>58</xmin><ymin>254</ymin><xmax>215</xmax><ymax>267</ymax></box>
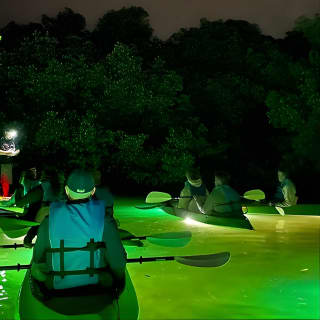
<box><xmin>65</xmin><ymin>169</ymin><xmax>96</xmax><ymax>200</ymax></box>
<box><xmin>214</xmin><ymin>170</ymin><xmax>230</xmax><ymax>186</ymax></box>
<box><xmin>186</xmin><ymin>167</ymin><xmax>202</xmax><ymax>186</ymax></box>
<box><xmin>4</xmin><ymin>129</ymin><xmax>17</xmax><ymax>140</ymax></box>
<box><xmin>25</xmin><ymin>167</ymin><xmax>37</xmax><ymax>180</ymax></box>
<box><xmin>277</xmin><ymin>169</ymin><xmax>288</xmax><ymax>183</ymax></box>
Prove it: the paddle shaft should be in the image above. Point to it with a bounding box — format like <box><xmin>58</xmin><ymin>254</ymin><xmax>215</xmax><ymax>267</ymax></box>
<box><xmin>145</xmin><ymin>189</ymin><xmax>265</xmax><ymax>205</ymax></box>
<box><xmin>0</xmin><ymin>236</ymin><xmax>149</xmax><ymax>249</ymax></box>
<box><xmin>0</xmin><ymin>254</ymin><xmax>207</xmax><ymax>271</ymax></box>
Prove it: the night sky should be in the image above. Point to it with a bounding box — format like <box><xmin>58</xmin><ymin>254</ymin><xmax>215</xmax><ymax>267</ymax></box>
<box><xmin>0</xmin><ymin>0</ymin><xmax>319</xmax><ymax>39</ymax></box>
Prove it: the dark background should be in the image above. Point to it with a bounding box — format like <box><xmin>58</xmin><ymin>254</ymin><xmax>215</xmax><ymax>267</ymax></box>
<box><xmin>1</xmin><ymin>5</ymin><xmax>319</xmax><ymax>202</ymax></box>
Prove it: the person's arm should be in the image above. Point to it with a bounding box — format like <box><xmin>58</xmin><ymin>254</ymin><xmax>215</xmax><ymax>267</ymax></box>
<box><xmin>275</xmin><ymin>183</ymin><xmax>297</xmax><ymax>207</ymax></box>
<box><xmin>193</xmin><ymin>195</ymin><xmax>206</xmax><ymax>214</ymax></box>
<box><xmin>0</xmin><ymin>150</ymin><xmax>15</xmax><ymax>156</ymax></box>
<box><xmin>103</xmin><ymin>215</ymin><xmax>127</xmax><ymax>294</ymax></box>
<box><xmin>31</xmin><ymin>218</ymin><xmax>50</xmax><ymax>282</ymax></box>
<box><xmin>15</xmin><ymin>185</ymin><xmax>43</xmax><ymax>208</ymax></box>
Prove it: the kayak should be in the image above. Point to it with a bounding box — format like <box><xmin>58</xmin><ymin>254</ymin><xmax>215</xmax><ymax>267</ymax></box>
<box><xmin>162</xmin><ymin>206</ymin><xmax>254</xmax><ymax>230</ymax></box>
<box><xmin>242</xmin><ymin>204</ymin><xmax>320</xmax><ymax>216</ymax></box>
<box><xmin>18</xmin><ymin>268</ymin><xmax>139</xmax><ymax>320</ymax></box>
<box><xmin>0</xmin><ymin>216</ymin><xmax>39</xmax><ymax>238</ymax></box>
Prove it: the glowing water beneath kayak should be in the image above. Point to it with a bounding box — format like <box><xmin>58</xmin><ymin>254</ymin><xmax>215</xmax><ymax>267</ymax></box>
<box><xmin>0</xmin><ymin>197</ymin><xmax>319</xmax><ymax>319</ymax></box>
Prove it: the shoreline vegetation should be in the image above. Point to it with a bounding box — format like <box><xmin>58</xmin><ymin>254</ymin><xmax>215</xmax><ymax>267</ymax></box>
<box><xmin>0</xmin><ymin>7</ymin><xmax>319</xmax><ymax>202</ymax></box>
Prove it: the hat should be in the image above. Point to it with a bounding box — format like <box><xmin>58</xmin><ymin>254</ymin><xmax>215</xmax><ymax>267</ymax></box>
<box><xmin>66</xmin><ymin>169</ymin><xmax>95</xmax><ymax>200</ymax></box>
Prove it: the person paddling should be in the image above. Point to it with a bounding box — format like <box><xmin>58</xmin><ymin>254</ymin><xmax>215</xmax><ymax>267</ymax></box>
<box><xmin>269</xmin><ymin>168</ymin><xmax>298</xmax><ymax>207</ymax></box>
<box><xmin>12</xmin><ymin>166</ymin><xmax>65</xmax><ymax>247</ymax></box>
<box><xmin>195</xmin><ymin>170</ymin><xmax>243</xmax><ymax>217</ymax></box>
<box><xmin>0</xmin><ymin>129</ymin><xmax>20</xmax><ymax>197</ymax></box>
<box><xmin>178</xmin><ymin>167</ymin><xmax>209</xmax><ymax>213</ymax></box>
<box><xmin>30</xmin><ymin>169</ymin><xmax>126</xmax><ymax>302</ymax></box>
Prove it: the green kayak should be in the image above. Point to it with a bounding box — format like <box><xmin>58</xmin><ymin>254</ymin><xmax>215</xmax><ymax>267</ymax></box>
<box><xmin>18</xmin><ymin>268</ymin><xmax>139</xmax><ymax>320</ymax></box>
<box><xmin>162</xmin><ymin>206</ymin><xmax>254</xmax><ymax>230</ymax></box>
<box><xmin>242</xmin><ymin>204</ymin><xmax>320</xmax><ymax>216</ymax></box>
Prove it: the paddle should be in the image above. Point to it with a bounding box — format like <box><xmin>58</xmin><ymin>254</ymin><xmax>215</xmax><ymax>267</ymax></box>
<box><xmin>0</xmin><ymin>251</ymin><xmax>230</xmax><ymax>270</ymax></box>
<box><xmin>0</xmin><ymin>231</ymin><xmax>192</xmax><ymax>250</ymax></box>
<box><xmin>0</xmin><ymin>205</ymin><xmax>25</xmax><ymax>215</ymax></box>
<box><xmin>145</xmin><ymin>189</ymin><xmax>265</xmax><ymax>204</ymax></box>
<box><xmin>275</xmin><ymin>206</ymin><xmax>285</xmax><ymax>216</ymax></box>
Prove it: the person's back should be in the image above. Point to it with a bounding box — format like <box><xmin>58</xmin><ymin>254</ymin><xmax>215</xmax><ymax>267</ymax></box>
<box><xmin>199</xmin><ymin>171</ymin><xmax>243</xmax><ymax>217</ymax></box>
<box><xmin>270</xmin><ymin>169</ymin><xmax>297</xmax><ymax>207</ymax></box>
<box><xmin>178</xmin><ymin>167</ymin><xmax>208</xmax><ymax>213</ymax></box>
<box><xmin>31</xmin><ymin>169</ymin><xmax>126</xmax><ymax>298</ymax></box>
<box><xmin>204</xmin><ymin>184</ymin><xmax>242</xmax><ymax>216</ymax></box>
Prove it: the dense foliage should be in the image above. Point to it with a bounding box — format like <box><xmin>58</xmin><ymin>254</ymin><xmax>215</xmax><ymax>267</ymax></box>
<box><xmin>0</xmin><ymin>7</ymin><xmax>319</xmax><ymax>198</ymax></box>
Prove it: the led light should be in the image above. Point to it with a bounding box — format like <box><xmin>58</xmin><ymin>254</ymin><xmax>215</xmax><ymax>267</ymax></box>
<box><xmin>184</xmin><ymin>217</ymin><xmax>196</xmax><ymax>225</ymax></box>
<box><xmin>183</xmin><ymin>217</ymin><xmax>206</xmax><ymax>226</ymax></box>
<box><xmin>8</xmin><ymin>130</ymin><xmax>17</xmax><ymax>139</ymax></box>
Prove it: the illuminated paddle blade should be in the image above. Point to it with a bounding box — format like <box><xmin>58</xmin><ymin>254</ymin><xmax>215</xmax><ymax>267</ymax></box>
<box><xmin>122</xmin><ymin>231</ymin><xmax>192</xmax><ymax>248</ymax></box>
<box><xmin>145</xmin><ymin>191</ymin><xmax>173</xmax><ymax>204</ymax></box>
<box><xmin>0</xmin><ymin>218</ymin><xmax>39</xmax><ymax>239</ymax></box>
<box><xmin>0</xmin><ymin>206</ymin><xmax>25</xmax><ymax>214</ymax></box>
<box><xmin>122</xmin><ymin>240</ymin><xmax>144</xmax><ymax>247</ymax></box>
<box><xmin>147</xmin><ymin>231</ymin><xmax>192</xmax><ymax>248</ymax></box>
<box><xmin>275</xmin><ymin>206</ymin><xmax>285</xmax><ymax>216</ymax></box>
<box><xmin>135</xmin><ymin>204</ymin><xmax>162</xmax><ymax>210</ymax></box>
<box><xmin>0</xmin><ymin>218</ymin><xmax>39</xmax><ymax>228</ymax></box>
<box><xmin>243</xmin><ymin>189</ymin><xmax>265</xmax><ymax>201</ymax></box>
<box><xmin>175</xmin><ymin>251</ymin><xmax>230</xmax><ymax>267</ymax></box>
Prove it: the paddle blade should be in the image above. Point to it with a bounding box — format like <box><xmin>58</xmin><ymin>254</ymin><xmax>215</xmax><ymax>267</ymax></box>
<box><xmin>135</xmin><ymin>204</ymin><xmax>162</xmax><ymax>210</ymax></box>
<box><xmin>145</xmin><ymin>192</ymin><xmax>172</xmax><ymax>204</ymax></box>
<box><xmin>275</xmin><ymin>206</ymin><xmax>285</xmax><ymax>216</ymax></box>
<box><xmin>122</xmin><ymin>240</ymin><xmax>144</xmax><ymax>247</ymax></box>
<box><xmin>147</xmin><ymin>231</ymin><xmax>192</xmax><ymax>248</ymax></box>
<box><xmin>243</xmin><ymin>189</ymin><xmax>265</xmax><ymax>201</ymax></box>
<box><xmin>175</xmin><ymin>251</ymin><xmax>230</xmax><ymax>267</ymax></box>
<box><xmin>0</xmin><ymin>206</ymin><xmax>25</xmax><ymax>214</ymax></box>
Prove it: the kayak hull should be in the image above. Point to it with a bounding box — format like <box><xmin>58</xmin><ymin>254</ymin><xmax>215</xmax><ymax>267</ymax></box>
<box><xmin>242</xmin><ymin>204</ymin><xmax>320</xmax><ymax>216</ymax></box>
<box><xmin>18</xmin><ymin>268</ymin><xmax>139</xmax><ymax>320</ymax></box>
<box><xmin>162</xmin><ymin>206</ymin><xmax>254</xmax><ymax>230</ymax></box>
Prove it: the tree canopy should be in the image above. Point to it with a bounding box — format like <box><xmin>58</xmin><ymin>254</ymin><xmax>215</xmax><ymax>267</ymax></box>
<box><xmin>1</xmin><ymin>7</ymin><xmax>319</xmax><ymax>198</ymax></box>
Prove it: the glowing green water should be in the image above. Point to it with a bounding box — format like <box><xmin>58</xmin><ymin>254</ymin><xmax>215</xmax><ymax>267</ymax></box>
<box><xmin>0</xmin><ymin>197</ymin><xmax>319</xmax><ymax>319</ymax></box>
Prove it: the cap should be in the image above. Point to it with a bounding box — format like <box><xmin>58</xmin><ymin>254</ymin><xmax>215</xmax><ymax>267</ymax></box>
<box><xmin>66</xmin><ymin>169</ymin><xmax>95</xmax><ymax>200</ymax></box>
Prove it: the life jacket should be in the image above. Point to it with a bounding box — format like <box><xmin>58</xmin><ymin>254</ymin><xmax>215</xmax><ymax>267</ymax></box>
<box><xmin>185</xmin><ymin>181</ymin><xmax>207</xmax><ymax>197</ymax></box>
<box><xmin>211</xmin><ymin>185</ymin><xmax>242</xmax><ymax>215</ymax></box>
<box><xmin>274</xmin><ymin>184</ymin><xmax>285</xmax><ymax>202</ymax></box>
<box><xmin>48</xmin><ymin>200</ymin><xmax>106</xmax><ymax>290</ymax></box>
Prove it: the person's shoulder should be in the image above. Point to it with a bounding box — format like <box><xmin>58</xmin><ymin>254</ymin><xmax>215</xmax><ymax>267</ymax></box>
<box><xmin>181</xmin><ymin>181</ymin><xmax>191</xmax><ymax>193</ymax></box>
<box><xmin>39</xmin><ymin>215</ymin><xmax>49</xmax><ymax>230</ymax></box>
<box><xmin>283</xmin><ymin>178</ymin><xmax>295</xmax><ymax>187</ymax></box>
<box><xmin>49</xmin><ymin>200</ymin><xmax>67</xmax><ymax>209</ymax></box>
<box><xmin>285</xmin><ymin>179</ymin><xmax>296</xmax><ymax>189</ymax></box>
